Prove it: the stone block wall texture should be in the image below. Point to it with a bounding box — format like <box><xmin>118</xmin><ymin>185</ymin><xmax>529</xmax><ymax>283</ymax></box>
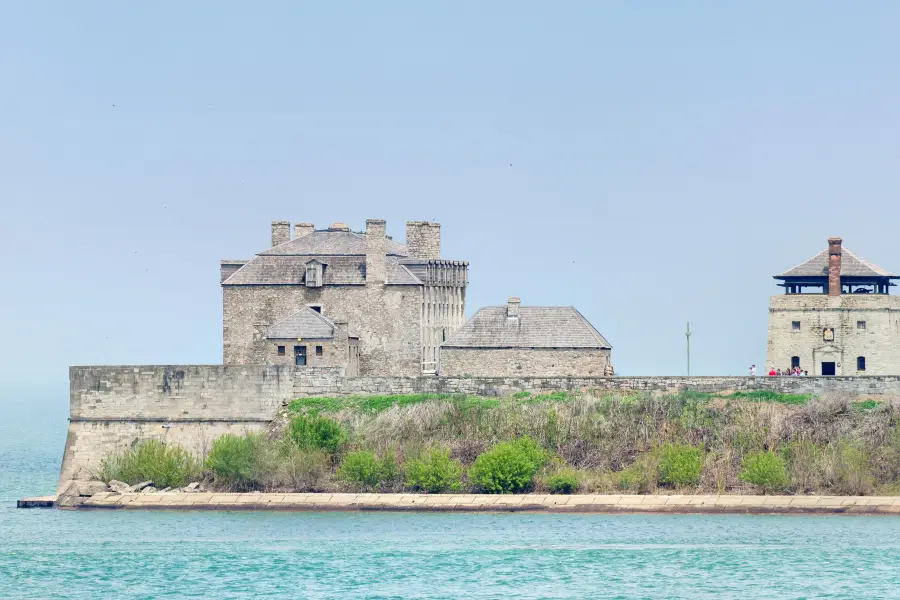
<box><xmin>405</xmin><ymin>221</ymin><xmax>441</xmax><ymax>260</ymax></box>
<box><xmin>60</xmin><ymin>365</ymin><xmax>295</xmax><ymax>490</ymax></box>
<box><xmin>264</xmin><ymin>337</ymin><xmax>355</xmax><ymax>372</ymax></box>
<box><xmin>222</xmin><ymin>285</ymin><xmax>422</xmax><ymax>376</ymax></box>
<box><xmin>767</xmin><ymin>295</ymin><xmax>900</xmax><ymax>376</ymax></box>
<box><xmin>440</xmin><ymin>348</ymin><xmax>612</xmax><ymax>377</ymax></box>
<box><xmin>63</xmin><ymin>364</ymin><xmax>900</xmax><ymax>491</ymax></box>
<box><xmin>59</xmin><ymin>420</ymin><xmax>267</xmax><ymax>491</ymax></box>
<box><xmin>292</xmin><ymin>371</ymin><xmax>900</xmax><ymax>397</ymax></box>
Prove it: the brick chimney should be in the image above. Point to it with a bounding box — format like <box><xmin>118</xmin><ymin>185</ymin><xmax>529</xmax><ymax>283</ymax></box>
<box><xmin>828</xmin><ymin>237</ymin><xmax>842</xmax><ymax>296</ymax></box>
<box><xmin>365</xmin><ymin>219</ymin><xmax>386</xmax><ymax>284</ymax></box>
<box><xmin>294</xmin><ymin>223</ymin><xmax>314</xmax><ymax>238</ymax></box>
<box><xmin>507</xmin><ymin>297</ymin><xmax>521</xmax><ymax>319</ymax></box>
<box><xmin>406</xmin><ymin>221</ymin><xmax>441</xmax><ymax>260</ymax></box>
<box><xmin>271</xmin><ymin>221</ymin><xmax>290</xmax><ymax>247</ymax></box>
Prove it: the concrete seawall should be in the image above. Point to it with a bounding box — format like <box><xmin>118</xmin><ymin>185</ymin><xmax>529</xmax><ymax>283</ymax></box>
<box><xmin>61</xmin><ymin>364</ymin><xmax>900</xmax><ymax>491</ymax></box>
<box><xmin>73</xmin><ymin>492</ymin><xmax>900</xmax><ymax>515</ymax></box>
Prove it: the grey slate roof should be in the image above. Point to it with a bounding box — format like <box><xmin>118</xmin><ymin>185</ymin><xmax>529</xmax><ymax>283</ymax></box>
<box><xmin>266</xmin><ymin>307</ymin><xmax>358</xmax><ymax>339</ymax></box>
<box><xmin>776</xmin><ymin>247</ymin><xmax>897</xmax><ymax>278</ymax></box>
<box><xmin>443</xmin><ymin>306</ymin><xmax>611</xmax><ymax>349</ymax></box>
<box><xmin>260</xmin><ymin>230</ymin><xmax>408</xmax><ymax>257</ymax></box>
<box><xmin>386</xmin><ymin>259</ymin><xmax>422</xmax><ymax>285</ymax></box>
<box><xmin>222</xmin><ymin>255</ymin><xmax>422</xmax><ymax>285</ymax></box>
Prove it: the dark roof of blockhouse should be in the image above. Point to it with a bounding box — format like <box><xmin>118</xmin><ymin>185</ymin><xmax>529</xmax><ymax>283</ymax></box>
<box><xmin>260</xmin><ymin>230</ymin><xmax>409</xmax><ymax>257</ymax></box>
<box><xmin>776</xmin><ymin>247</ymin><xmax>897</xmax><ymax>279</ymax></box>
<box><xmin>222</xmin><ymin>255</ymin><xmax>422</xmax><ymax>286</ymax></box>
<box><xmin>442</xmin><ymin>306</ymin><xmax>611</xmax><ymax>349</ymax></box>
<box><xmin>265</xmin><ymin>307</ymin><xmax>357</xmax><ymax>339</ymax></box>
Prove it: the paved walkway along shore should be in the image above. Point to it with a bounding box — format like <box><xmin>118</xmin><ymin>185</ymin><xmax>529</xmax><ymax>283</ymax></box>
<box><xmin>34</xmin><ymin>493</ymin><xmax>900</xmax><ymax>514</ymax></box>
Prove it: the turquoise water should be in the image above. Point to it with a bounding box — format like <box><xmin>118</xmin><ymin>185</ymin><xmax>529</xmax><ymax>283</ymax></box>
<box><xmin>4</xmin><ymin>396</ymin><xmax>900</xmax><ymax>599</ymax></box>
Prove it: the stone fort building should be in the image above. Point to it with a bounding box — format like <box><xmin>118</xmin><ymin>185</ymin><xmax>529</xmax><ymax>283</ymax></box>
<box><xmin>221</xmin><ymin>219</ymin><xmax>468</xmax><ymax>376</ymax></box>
<box><xmin>442</xmin><ymin>297</ymin><xmax>613</xmax><ymax>377</ymax></box>
<box><xmin>767</xmin><ymin>237</ymin><xmax>900</xmax><ymax>375</ymax></box>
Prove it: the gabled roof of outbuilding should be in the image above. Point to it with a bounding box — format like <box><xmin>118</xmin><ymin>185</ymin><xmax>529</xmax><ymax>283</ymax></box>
<box><xmin>259</xmin><ymin>230</ymin><xmax>409</xmax><ymax>257</ymax></box>
<box><xmin>776</xmin><ymin>247</ymin><xmax>897</xmax><ymax>279</ymax></box>
<box><xmin>265</xmin><ymin>307</ymin><xmax>357</xmax><ymax>340</ymax></box>
<box><xmin>442</xmin><ymin>306</ymin><xmax>611</xmax><ymax>349</ymax></box>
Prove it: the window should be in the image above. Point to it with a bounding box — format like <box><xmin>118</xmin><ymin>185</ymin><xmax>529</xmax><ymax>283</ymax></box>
<box><xmin>823</xmin><ymin>327</ymin><xmax>835</xmax><ymax>342</ymax></box>
<box><xmin>857</xmin><ymin>356</ymin><xmax>866</xmax><ymax>371</ymax></box>
<box><xmin>277</xmin><ymin>345</ymin><xmax>285</xmax><ymax>356</ymax></box>
<box><xmin>791</xmin><ymin>321</ymin><xmax>801</xmax><ymax>331</ymax></box>
<box><xmin>857</xmin><ymin>321</ymin><xmax>866</xmax><ymax>330</ymax></box>
<box><xmin>309</xmin><ymin>305</ymin><xmax>322</xmax><ymax>313</ymax></box>
<box><xmin>791</xmin><ymin>356</ymin><xmax>800</xmax><ymax>369</ymax></box>
<box><xmin>305</xmin><ymin>262</ymin><xmax>323</xmax><ymax>287</ymax></box>
<box><xmin>316</xmin><ymin>345</ymin><xmax>323</xmax><ymax>356</ymax></box>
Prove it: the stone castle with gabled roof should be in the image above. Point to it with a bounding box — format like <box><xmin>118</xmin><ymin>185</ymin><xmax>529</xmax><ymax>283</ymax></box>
<box><xmin>221</xmin><ymin>219</ymin><xmax>612</xmax><ymax>377</ymax></box>
<box><xmin>222</xmin><ymin>219</ymin><xmax>468</xmax><ymax>376</ymax></box>
<box><xmin>767</xmin><ymin>237</ymin><xmax>900</xmax><ymax>376</ymax></box>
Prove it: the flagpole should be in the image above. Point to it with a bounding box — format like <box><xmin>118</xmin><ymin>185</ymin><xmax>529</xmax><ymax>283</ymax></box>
<box><xmin>686</xmin><ymin>321</ymin><xmax>691</xmax><ymax>376</ymax></box>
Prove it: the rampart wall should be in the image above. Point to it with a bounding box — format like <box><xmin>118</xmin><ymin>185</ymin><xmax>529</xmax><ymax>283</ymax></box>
<box><xmin>61</xmin><ymin>365</ymin><xmax>900</xmax><ymax>490</ymax></box>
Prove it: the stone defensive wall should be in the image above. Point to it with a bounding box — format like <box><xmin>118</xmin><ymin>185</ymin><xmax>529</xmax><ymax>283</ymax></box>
<box><xmin>61</xmin><ymin>365</ymin><xmax>900</xmax><ymax>490</ymax></box>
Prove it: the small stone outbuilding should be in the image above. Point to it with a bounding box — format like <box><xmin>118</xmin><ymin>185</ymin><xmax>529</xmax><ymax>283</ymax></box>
<box><xmin>440</xmin><ymin>297</ymin><xmax>613</xmax><ymax>377</ymax></box>
<box><xmin>264</xmin><ymin>306</ymin><xmax>360</xmax><ymax>375</ymax></box>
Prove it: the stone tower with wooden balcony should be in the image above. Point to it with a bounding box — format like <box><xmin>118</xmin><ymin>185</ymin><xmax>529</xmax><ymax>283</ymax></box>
<box><xmin>766</xmin><ymin>237</ymin><xmax>900</xmax><ymax>375</ymax></box>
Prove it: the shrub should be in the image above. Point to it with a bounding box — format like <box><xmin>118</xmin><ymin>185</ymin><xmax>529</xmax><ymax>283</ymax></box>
<box><xmin>277</xmin><ymin>448</ymin><xmax>332</xmax><ymax>492</ymax></box>
<box><xmin>98</xmin><ymin>439</ymin><xmax>200</xmax><ymax>489</ymax></box>
<box><xmin>378</xmin><ymin>451</ymin><xmax>403</xmax><ymax>490</ymax></box>
<box><xmin>657</xmin><ymin>443</ymin><xmax>703</xmax><ymax>488</ymax></box>
<box><xmin>336</xmin><ymin>450</ymin><xmax>400</xmax><ymax>491</ymax></box>
<box><xmin>289</xmin><ymin>414</ymin><xmax>346</xmax><ymax>454</ymax></box>
<box><xmin>829</xmin><ymin>442</ymin><xmax>874</xmax><ymax>495</ymax></box>
<box><xmin>781</xmin><ymin>440</ymin><xmax>823</xmax><ymax>493</ymax></box>
<box><xmin>617</xmin><ymin>453</ymin><xmax>659</xmax><ymax>493</ymax></box>
<box><xmin>205</xmin><ymin>433</ymin><xmax>279</xmax><ymax>491</ymax></box>
<box><xmin>547</xmin><ymin>471</ymin><xmax>580</xmax><ymax>494</ymax></box>
<box><xmin>739</xmin><ymin>451</ymin><xmax>789</xmax><ymax>493</ymax></box>
<box><xmin>405</xmin><ymin>448</ymin><xmax>464</xmax><ymax>493</ymax></box>
<box><xmin>469</xmin><ymin>437</ymin><xmax>546</xmax><ymax>494</ymax></box>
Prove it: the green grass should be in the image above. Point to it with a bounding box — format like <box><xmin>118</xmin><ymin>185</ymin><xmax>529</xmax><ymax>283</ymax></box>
<box><xmin>287</xmin><ymin>397</ymin><xmax>345</xmax><ymax>414</ymax></box>
<box><xmin>288</xmin><ymin>389</ymin><xmax>819</xmax><ymax>416</ymax></box>
<box><xmin>854</xmin><ymin>399</ymin><xmax>880</xmax><ymax>412</ymax></box>
<box><xmin>287</xmin><ymin>393</ymin><xmax>502</xmax><ymax>415</ymax></box>
<box><xmin>728</xmin><ymin>390</ymin><xmax>812</xmax><ymax>405</ymax></box>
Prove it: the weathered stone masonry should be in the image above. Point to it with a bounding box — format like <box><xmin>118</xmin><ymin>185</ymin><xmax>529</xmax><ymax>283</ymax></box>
<box><xmin>221</xmin><ymin>219</ymin><xmax>468</xmax><ymax>376</ymax></box>
<box><xmin>767</xmin><ymin>238</ymin><xmax>900</xmax><ymax>375</ymax></box>
<box><xmin>441</xmin><ymin>348</ymin><xmax>612</xmax><ymax>377</ymax></box>
<box><xmin>60</xmin><ymin>365</ymin><xmax>294</xmax><ymax>490</ymax></box>
<box><xmin>61</xmin><ymin>365</ymin><xmax>900</xmax><ymax>491</ymax></box>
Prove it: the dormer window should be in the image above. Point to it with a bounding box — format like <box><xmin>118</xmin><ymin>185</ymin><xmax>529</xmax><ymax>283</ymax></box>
<box><xmin>305</xmin><ymin>260</ymin><xmax>324</xmax><ymax>287</ymax></box>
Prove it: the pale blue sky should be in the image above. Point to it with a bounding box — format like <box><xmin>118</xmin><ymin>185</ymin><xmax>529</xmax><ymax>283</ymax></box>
<box><xmin>2</xmin><ymin>1</ymin><xmax>900</xmax><ymax>396</ymax></box>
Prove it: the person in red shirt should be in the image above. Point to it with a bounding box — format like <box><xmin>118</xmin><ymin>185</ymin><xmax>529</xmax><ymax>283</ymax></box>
<box><xmin>768</xmin><ymin>367</ymin><xmax>777</xmax><ymax>377</ymax></box>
